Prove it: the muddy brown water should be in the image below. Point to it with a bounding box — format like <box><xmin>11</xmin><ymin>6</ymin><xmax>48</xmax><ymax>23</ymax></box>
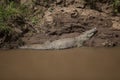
<box><xmin>0</xmin><ymin>48</ymin><xmax>120</xmax><ymax>80</ymax></box>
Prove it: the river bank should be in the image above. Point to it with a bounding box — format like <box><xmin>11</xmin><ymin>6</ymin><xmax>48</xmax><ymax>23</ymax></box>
<box><xmin>0</xmin><ymin>0</ymin><xmax>120</xmax><ymax>49</ymax></box>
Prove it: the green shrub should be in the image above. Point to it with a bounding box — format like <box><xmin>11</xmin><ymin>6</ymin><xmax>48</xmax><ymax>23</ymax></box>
<box><xmin>0</xmin><ymin>1</ymin><xmax>28</xmax><ymax>35</ymax></box>
<box><xmin>0</xmin><ymin>3</ymin><xmax>13</xmax><ymax>35</ymax></box>
<box><xmin>113</xmin><ymin>0</ymin><xmax>120</xmax><ymax>14</ymax></box>
<box><xmin>0</xmin><ymin>23</ymin><xmax>12</xmax><ymax>35</ymax></box>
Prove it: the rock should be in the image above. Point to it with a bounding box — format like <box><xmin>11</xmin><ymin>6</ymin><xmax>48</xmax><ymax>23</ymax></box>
<box><xmin>112</xmin><ymin>21</ymin><xmax>120</xmax><ymax>30</ymax></box>
<box><xmin>14</xmin><ymin>28</ymin><xmax>22</xmax><ymax>34</ymax></box>
<box><xmin>71</xmin><ymin>10</ymin><xmax>79</xmax><ymax>18</ymax></box>
<box><xmin>44</xmin><ymin>11</ymin><xmax>54</xmax><ymax>25</ymax></box>
<box><xmin>56</xmin><ymin>0</ymin><xmax>63</xmax><ymax>4</ymax></box>
<box><xmin>74</xmin><ymin>0</ymin><xmax>86</xmax><ymax>8</ymax></box>
<box><xmin>65</xmin><ymin>0</ymin><xmax>75</xmax><ymax>6</ymax></box>
<box><xmin>20</xmin><ymin>0</ymin><xmax>32</xmax><ymax>4</ymax></box>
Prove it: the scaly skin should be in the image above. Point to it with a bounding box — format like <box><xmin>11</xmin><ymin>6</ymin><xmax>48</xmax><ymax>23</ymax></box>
<box><xmin>19</xmin><ymin>28</ymin><xmax>97</xmax><ymax>50</ymax></box>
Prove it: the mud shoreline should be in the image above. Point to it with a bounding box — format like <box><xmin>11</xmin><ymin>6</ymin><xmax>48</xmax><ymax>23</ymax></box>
<box><xmin>0</xmin><ymin>0</ymin><xmax>120</xmax><ymax>49</ymax></box>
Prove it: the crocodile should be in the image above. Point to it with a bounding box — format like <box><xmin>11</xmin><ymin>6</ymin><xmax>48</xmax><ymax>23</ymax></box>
<box><xmin>19</xmin><ymin>27</ymin><xmax>97</xmax><ymax>50</ymax></box>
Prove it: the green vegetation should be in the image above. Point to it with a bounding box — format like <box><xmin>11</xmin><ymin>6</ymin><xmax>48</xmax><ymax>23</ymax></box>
<box><xmin>113</xmin><ymin>0</ymin><xmax>120</xmax><ymax>14</ymax></box>
<box><xmin>0</xmin><ymin>2</ymin><xmax>23</xmax><ymax>35</ymax></box>
<box><xmin>0</xmin><ymin>0</ymin><xmax>46</xmax><ymax>37</ymax></box>
<box><xmin>0</xmin><ymin>1</ymin><xmax>34</xmax><ymax>36</ymax></box>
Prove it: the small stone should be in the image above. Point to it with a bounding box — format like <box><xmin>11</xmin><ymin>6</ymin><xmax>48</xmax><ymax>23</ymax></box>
<box><xmin>56</xmin><ymin>0</ymin><xmax>63</xmax><ymax>4</ymax></box>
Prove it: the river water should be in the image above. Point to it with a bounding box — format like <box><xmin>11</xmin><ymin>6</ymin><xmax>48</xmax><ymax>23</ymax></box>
<box><xmin>0</xmin><ymin>48</ymin><xmax>120</xmax><ymax>80</ymax></box>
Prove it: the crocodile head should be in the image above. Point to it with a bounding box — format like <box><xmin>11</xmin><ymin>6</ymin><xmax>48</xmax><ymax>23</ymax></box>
<box><xmin>86</xmin><ymin>27</ymin><xmax>97</xmax><ymax>38</ymax></box>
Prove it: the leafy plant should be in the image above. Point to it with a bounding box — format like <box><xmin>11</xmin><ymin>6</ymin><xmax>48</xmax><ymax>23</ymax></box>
<box><xmin>0</xmin><ymin>4</ymin><xmax>13</xmax><ymax>35</ymax></box>
<box><xmin>30</xmin><ymin>16</ymin><xmax>39</xmax><ymax>24</ymax></box>
<box><xmin>0</xmin><ymin>1</ymin><xmax>28</xmax><ymax>35</ymax></box>
<box><xmin>113</xmin><ymin>0</ymin><xmax>120</xmax><ymax>14</ymax></box>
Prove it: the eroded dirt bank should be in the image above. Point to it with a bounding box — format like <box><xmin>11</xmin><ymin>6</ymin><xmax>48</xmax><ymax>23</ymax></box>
<box><xmin>0</xmin><ymin>0</ymin><xmax>120</xmax><ymax>48</ymax></box>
